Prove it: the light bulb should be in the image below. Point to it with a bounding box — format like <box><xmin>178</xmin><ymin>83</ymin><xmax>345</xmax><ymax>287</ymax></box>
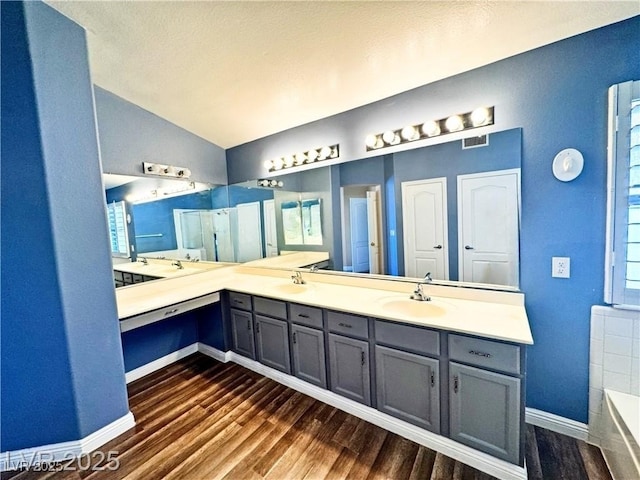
<box><xmin>382</xmin><ymin>130</ymin><xmax>399</xmax><ymax>145</ymax></box>
<box><xmin>365</xmin><ymin>134</ymin><xmax>379</xmax><ymax>149</ymax></box>
<box><xmin>273</xmin><ymin>158</ymin><xmax>284</xmax><ymax>170</ymax></box>
<box><xmin>294</xmin><ymin>153</ymin><xmax>306</xmax><ymax>165</ymax></box>
<box><xmin>269</xmin><ymin>180</ymin><xmax>278</xmax><ymax>187</ymax></box>
<box><xmin>182</xmin><ymin>168</ymin><xmax>191</xmax><ymax>178</ymax></box>
<box><xmin>445</xmin><ymin>115</ymin><xmax>463</xmax><ymax>132</ymax></box>
<box><xmin>470</xmin><ymin>107</ymin><xmax>490</xmax><ymax>127</ymax></box>
<box><xmin>283</xmin><ymin>155</ymin><xmax>295</xmax><ymax>168</ymax></box>
<box><xmin>319</xmin><ymin>146</ymin><xmax>332</xmax><ymax>160</ymax></box>
<box><xmin>163</xmin><ymin>165</ymin><xmax>176</xmax><ymax>175</ymax></box>
<box><xmin>421</xmin><ymin>120</ymin><xmax>440</xmax><ymax>137</ymax></box>
<box><xmin>277</xmin><ymin>181</ymin><xmax>284</xmax><ymax>187</ymax></box>
<box><xmin>307</xmin><ymin>149</ymin><xmax>318</xmax><ymax>162</ymax></box>
<box><xmin>146</xmin><ymin>163</ymin><xmax>161</xmax><ymax>174</ymax></box>
<box><xmin>400</xmin><ymin>125</ymin><xmax>418</xmax><ymax>141</ymax></box>
<box><xmin>263</xmin><ymin>159</ymin><xmax>274</xmax><ymax>171</ymax></box>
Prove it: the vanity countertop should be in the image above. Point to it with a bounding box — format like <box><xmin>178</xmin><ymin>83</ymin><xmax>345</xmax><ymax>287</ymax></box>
<box><xmin>242</xmin><ymin>251</ymin><xmax>329</xmax><ymax>269</ymax></box>
<box><xmin>116</xmin><ymin>261</ymin><xmax>533</xmax><ymax>345</ymax></box>
<box><xmin>113</xmin><ymin>259</ymin><xmax>233</xmax><ymax>278</ymax></box>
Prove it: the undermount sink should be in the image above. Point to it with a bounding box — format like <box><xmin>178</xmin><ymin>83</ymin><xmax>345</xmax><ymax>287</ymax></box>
<box><xmin>271</xmin><ymin>283</ymin><xmax>315</xmax><ymax>295</ymax></box>
<box><xmin>377</xmin><ymin>298</ymin><xmax>448</xmax><ymax>318</ymax></box>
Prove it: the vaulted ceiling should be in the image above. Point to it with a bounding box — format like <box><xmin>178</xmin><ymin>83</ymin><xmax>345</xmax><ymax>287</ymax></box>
<box><xmin>46</xmin><ymin>1</ymin><xmax>639</xmax><ymax>148</ymax></box>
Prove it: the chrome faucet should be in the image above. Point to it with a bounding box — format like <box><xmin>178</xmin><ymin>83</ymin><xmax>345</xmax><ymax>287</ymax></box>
<box><xmin>309</xmin><ymin>265</ymin><xmax>319</xmax><ymax>273</ymax></box>
<box><xmin>410</xmin><ymin>272</ymin><xmax>432</xmax><ymax>301</ymax></box>
<box><xmin>138</xmin><ymin>257</ymin><xmax>148</xmax><ymax>265</ymax></box>
<box><xmin>292</xmin><ymin>271</ymin><xmax>306</xmax><ymax>285</ymax></box>
<box><xmin>172</xmin><ymin>260</ymin><xmax>184</xmax><ymax>270</ymax></box>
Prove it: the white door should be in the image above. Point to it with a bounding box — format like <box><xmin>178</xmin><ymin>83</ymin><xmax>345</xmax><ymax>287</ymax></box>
<box><xmin>366</xmin><ymin>190</ymin><xmax>382</xmax><ymax>275</ymax></box>
<box><xmin>236</xmin><ymin>202</ymin><xmax>263</xmax><ymax>262</ymax></box>
<box><xmin>212</xmin><ymin>209</ymin><xmax>234</xmax><ymax>262</ymax></box>
<box><xmin>458</xmin><ymin>169</ymin><xmax>520</xmax><ymax>287</ymax></box>
<box><xmin>263</xmin><ymin>200</ymin><xmax>278</xmax><ymax>257</ymax></box>
<box><xmin>350</xmin><ymin>198</ymin><xmax>370</xmax><ymax>273</ymax></box>
<box><xmin>401</xmin><ymin>178</ymin><xmax>448</xmax><ymax>279</ymax></box>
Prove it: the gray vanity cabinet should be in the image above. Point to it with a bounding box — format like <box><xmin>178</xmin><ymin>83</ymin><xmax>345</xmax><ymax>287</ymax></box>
<box><xmin>328</xmin><ymin>333</ymin><xmax>371</xmax><ymax>406</ymax></box>
<box><xmin>291</xmin><ymin>323</ymin><xmax>327</xmax><ymax>388</ymax></box>
<box><xmin>375</xmin><ymin>346</ymin><xmax>440</xmax><ymax>432</ymax></box>
<box><xmin>448</xmin><ymin>330</ymin><xmax>523</xmax><ymax>466</ymax></box>
<box><xmin>230</xmin><ymin>308</ymin><xmax>255</xmax><ymax>359</ymax></box>
<box><xmin>255</xmin><ymin>314</ymin><xmax>291</xmax><ymax>374</ymax></box>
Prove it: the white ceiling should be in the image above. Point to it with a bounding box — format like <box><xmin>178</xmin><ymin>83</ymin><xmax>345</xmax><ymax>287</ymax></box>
<box><xmin>45</xmin><ymin>1</ymin><xmax>639</xmax><ymax>149</ymax></box>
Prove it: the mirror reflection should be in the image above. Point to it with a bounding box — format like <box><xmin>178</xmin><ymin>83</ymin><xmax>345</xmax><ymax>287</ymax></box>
<box><xmin>104</xmin><ymin>128</ymin><xmax>521</xmax><ymax>289</ymax></box>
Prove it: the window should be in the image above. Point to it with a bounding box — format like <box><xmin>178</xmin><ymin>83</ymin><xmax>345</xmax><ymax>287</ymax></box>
<box><xmin>605</xmin><ymin>80</ymin><xmax>640</xmax><ymax>307</ymax></box>
<box><xmin>107</xmin><ymin>201</ymin><xmax>131</xmax><ymax>258</ymax></box>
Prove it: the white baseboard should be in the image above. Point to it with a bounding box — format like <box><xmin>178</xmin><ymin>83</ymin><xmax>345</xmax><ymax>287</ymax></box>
<box><xmin>198</xmin><ymin>346</ymin><xmax>526</xmax><ymax>480</ymax></box>
<box><xmin>197</xmin><ymin>342</ymin><xmax>231</xmax><ymax>362</ymax></box>
<box><xmin>525</xmin><ymin>408</ymin><xmax>589</xmax><ymax>442</ymax></box>
<box><xmin>0</xmin><ymin>412</ymin><xmax>135</xmax><ymax>472</ymax></box>
<box><xmin>125</xmin><ymin>343</ymin><xmax>198</xmax><ymax>384</ymax></box>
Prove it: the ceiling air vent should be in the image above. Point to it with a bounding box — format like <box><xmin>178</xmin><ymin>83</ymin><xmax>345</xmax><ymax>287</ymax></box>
<box><xmin>462</xmin><ymin>134</ymin><xmax>489</xmax><ymax>149</ymax></box>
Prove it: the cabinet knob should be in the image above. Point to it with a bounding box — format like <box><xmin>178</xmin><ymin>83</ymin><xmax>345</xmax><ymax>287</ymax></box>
<box><xmin>293</xmin><ymin>332</ymin><xmax>297</xmax><ymax>344</ymax></box>
<box><xmin>431</xmin><ymin>372</ymin><xmax>435</xmax><ymax>387</ymax></box>
<box><xmin>453</xmin><ymin>375</ymin><xmax>459</xmax><ymax>393</ymax></box>
<box><xmin>256</xmin><ymin>322</ymin><xmax>260</xmax><ymax>333</ymax></box>
<box><xmin>246</xmin><ymin>320</ymin><xmax>251</xmax><ymax>331</ymax></box>
<box><xmin>361</xmin><ymin>351</ymin><xmax>366</xmax><ymax>366</ymax></box>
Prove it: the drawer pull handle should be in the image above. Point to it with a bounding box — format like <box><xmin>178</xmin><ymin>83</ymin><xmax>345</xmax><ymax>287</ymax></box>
<box><xmin>233</xmin><ymin>299</ymin><xmax>244</xmax><ymax>305</ymax></box>
<box><xmin>361</xmin><ymin>351</ymin><xmax>366</xmax><ymax>366</ymax></box>
<box><xmin>339</xmin><ymin>322</ymin><xmax>353</xmax><ymax>329</ymax></box>
<box><xmin>431</xmin><ymin>372</ymin><xmax>435</xmax><ymax>387</ymax></box>
<box><xmin>247</xmin><ymin>320</ymin><xmax>251</xmax><ymax>331</ymax></box>
<box><xmin>453</xmin><ymin>375</ymin><xmax>459</xmax><ymax>393</ymax></box>
<box><xmin>298</xmin><ymin>313</ymin><xmax>310</xmax><ymax>318</ymax></box>
<box><xmin>164</xmin><ymin>308</ymin><xmax>179</xmax><ymax>316</ymax></box>
<box><xmin>469</xmin><ymin>350</ymin><xmax>492</xmax><ymax>358</ymax></box>
<box><xmin>293</xmin><ymin>332</ymin><xmax>297</xmax><ymax>344</ymax></box>
<box><xmin>256</xmin><ymin>322</ymin><xmax>260</xmax><ymax>333</ymax></box>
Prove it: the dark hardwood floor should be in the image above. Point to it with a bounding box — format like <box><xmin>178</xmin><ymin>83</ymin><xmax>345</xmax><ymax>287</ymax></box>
<box><xmin>3</xmin><ymin>353</ymin><xmax>612</xmax><ymax>480</ymax></box>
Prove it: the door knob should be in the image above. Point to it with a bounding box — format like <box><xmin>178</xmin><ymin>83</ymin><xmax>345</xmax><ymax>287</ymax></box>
<box><xmin>433</xmin><ymin>245</ymin><xmax>442</xmax><ymax>249</ymax></box>
<box><xmin>465</xmin><ymin>245</ymin><xmax>474</xmax><ymax>250</ymax></box>
<box><xmin>370</xmin><ymin>242</ymin><xmax>376</xmax><ymax>246</ymax></box>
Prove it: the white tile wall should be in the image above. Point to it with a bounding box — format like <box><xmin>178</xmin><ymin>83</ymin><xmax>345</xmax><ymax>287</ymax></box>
<box><xmin>589</xmin><ymin>306</ymin><xmax>640</xmax><ymax>445</ymax></box>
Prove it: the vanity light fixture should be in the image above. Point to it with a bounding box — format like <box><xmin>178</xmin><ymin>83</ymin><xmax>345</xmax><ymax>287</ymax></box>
<box><xmin>265</xmin><ymin>144</ymin><xmax>339</xmax><ymax>173</ymax></box>
<box><xmin>364</xmin><ymin>106</ymin><xmax>494</xmax><ymax>151</ymax></box>
<box><xmin>143</xmin><ymin>162</ymin><xmax>191</xmax><ymax>179</ymax></box>
<box><xmin>257</xmin><ymin>179</ymin><xmax>285</xmax><ymax>188</ymax></box>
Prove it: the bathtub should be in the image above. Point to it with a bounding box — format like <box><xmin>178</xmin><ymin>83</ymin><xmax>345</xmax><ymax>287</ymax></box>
<box><xmin>601</xmin><ymin>389</ymin><xmax>640</xmax><ymax>480</ymax></box>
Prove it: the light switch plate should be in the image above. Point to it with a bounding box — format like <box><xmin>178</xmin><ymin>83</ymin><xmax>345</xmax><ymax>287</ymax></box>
<box><xmin>552</xmin><ymin>257</ymin><xmax>571</xmax><ymax>278</ymax></box>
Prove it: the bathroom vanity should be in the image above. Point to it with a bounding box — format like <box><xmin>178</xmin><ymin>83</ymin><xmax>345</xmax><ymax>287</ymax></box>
<box><xmin>115</xmin><ymin>259</ymin><xmax>532</xmax><ymax>480</ymax></box>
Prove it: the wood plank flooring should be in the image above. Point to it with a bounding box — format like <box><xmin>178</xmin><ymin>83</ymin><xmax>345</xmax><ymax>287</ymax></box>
<box><xmin>3</xmin><ymin>353</ymin><xmax>613</xmax><ymax>480</ymax></box>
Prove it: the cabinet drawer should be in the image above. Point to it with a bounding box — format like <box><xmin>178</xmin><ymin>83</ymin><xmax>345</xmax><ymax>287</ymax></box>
<box><xmin>120</xmin><ymin>292</ymin><xmax>221</xmax><ymax>333</ymax></box>
<box><xmin>290</xmin><ymin>304</ymin><xmax>323</xmax><ymax>329</ymax></box>
<box><xmin>132</xmin><ymin>274</ymin><xmax>144</xmax><ymax>284</ymax></box>
<box><xmin>113</xmin><ymin>270</ymin><xmax>124</xmax><ymax>282</ymax></box>
<box><xmin>328</xmin><ymin>311</ymin><xmax>368</xmax><ymax>339</ymax></box>
<box><xmin>254</xmin><ymin>297</ymin><xmax>287</xmax><ymax>320</ymax></box>
<box><xmin>375</xmin><ymin>320</ymin><xmax>439</xmax><ymax>356</ymax></box>
<box><xmin>143</xmin><ymin>275</ymin><xmax>159</xmax><ymax>282</ymax></box>
<box><xmin>449</xmin><ymin>334</ymin><xmax>520</xmax><ymax>375</ymax></box>
<box><xmin>229</xmin><ymin>292</ymin><xmax>252</xmax><ymax>311</ymax></box>
<box><xmin>122</xmin><ymin>272</ymin><xmax>134</xmax><ymax>284</ymax></box>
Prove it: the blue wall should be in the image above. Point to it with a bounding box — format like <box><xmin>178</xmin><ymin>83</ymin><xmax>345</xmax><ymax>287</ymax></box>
<box><xmin>227</xmin><ymin>17</ymin><xmax>640</xmax><ymax>423</ymax></box>
<box><xmin>95</xmin><ymin>87</ymin><xmax>228</xmax><ymax>185</ymax></box>
<box><xmin>1</xmin><ymin>1</ymin><xmax>129</xmax><ymax>451</ymax></box>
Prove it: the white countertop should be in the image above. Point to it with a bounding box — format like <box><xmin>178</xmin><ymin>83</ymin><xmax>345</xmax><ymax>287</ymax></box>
<box><xmin>116</xmin><ymin>258</ymin><xmax>533</xmax><ymax>345</ymax></box>
<box><xmin>242</xmin><ymin>251</ymin><xmax>329</xmax><ymax>269</ymax></box>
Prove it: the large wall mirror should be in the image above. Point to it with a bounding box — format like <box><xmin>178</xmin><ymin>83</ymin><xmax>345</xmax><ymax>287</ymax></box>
<box><xmin>229</xmin><ymin>128</ymin><xmax>522</xmax><ymax>289</ymax></box>
<box><xmin>104</xmin><ymin>128</ymin><xmax>521</xmax><ymax>290</ymax></box>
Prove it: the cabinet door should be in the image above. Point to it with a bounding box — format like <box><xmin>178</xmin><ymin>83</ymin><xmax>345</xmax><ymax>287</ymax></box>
<box><xmin>230</xmin><ymin>308</ymin><xmax>255</xmax><ymax>360</ymax></box>
<box><xmin>291</xmin><ymin>324</ymin><xmax>327</xmax><ymax>388</ymax></box>
<box><xmin>449</xmin><ymin>362</ymin><xmax>521</xmax><ymax>465</ymax></box>
<box><xmin>376</xmin><ymin>346</ymin><xmax>440</xmax><ymax>433</ymax></box>
<box><xmin>255</xmin><ymin>315</ymin><xmax>291</xmax><ymax>374</ymax></box>
<box><xmin>328</xmin><ymin>334</ymin><xmax>371</xmax><ymax>406</ymax></box>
